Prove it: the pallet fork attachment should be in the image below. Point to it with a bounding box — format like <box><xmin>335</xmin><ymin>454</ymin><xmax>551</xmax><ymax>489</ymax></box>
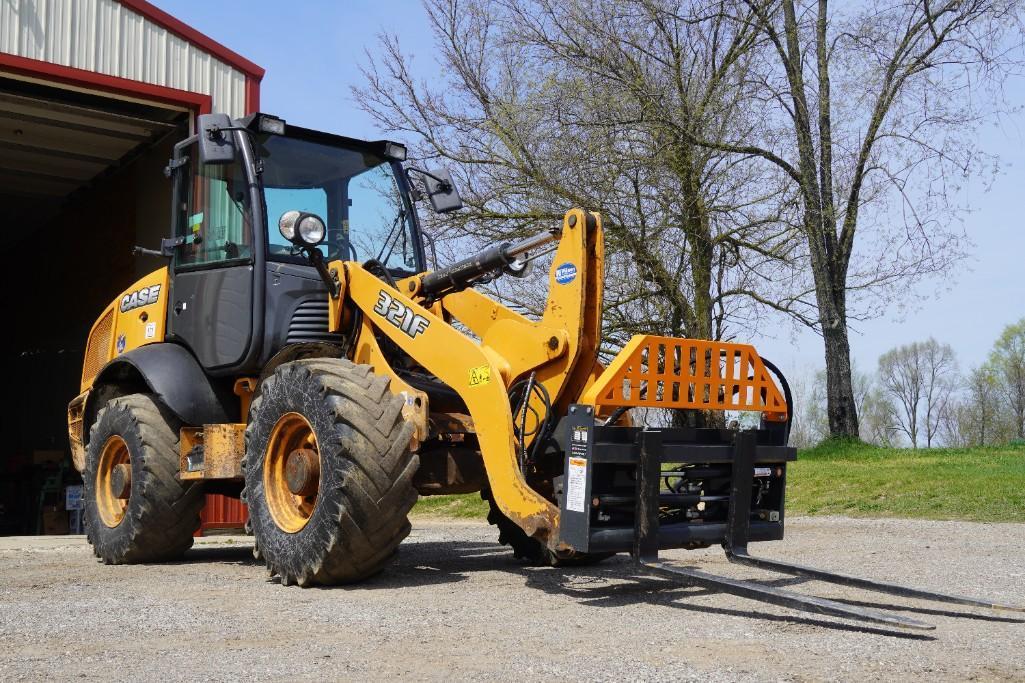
<box><xmin>631</xmin><ymin>430</ymin><xmax>1024</xmax><ymax>631</ymax></box>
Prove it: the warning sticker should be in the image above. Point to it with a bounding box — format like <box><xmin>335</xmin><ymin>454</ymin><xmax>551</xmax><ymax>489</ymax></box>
<box><xmin>566</xmin><ymin>456</ymin><xmax>587</xmax><ymax>513</ymax></box>
<box><xmin>572</xmin><ymin>426</ymin><xmax>589</xmax><ymax>444</ymax></box>
<box><xmin>468</xmin><ymin>365</ymin><xmax>491</xmax><ymax>387</ymax></box>
<box><xmin>754</xmin><ymin>467</ymin><xmax>772</xmax><ymax>478</ymax></box>
<box><xmin>189</xmin><ymin>212</ymin><xmax>204</xmax><ymax>242</ymax></box>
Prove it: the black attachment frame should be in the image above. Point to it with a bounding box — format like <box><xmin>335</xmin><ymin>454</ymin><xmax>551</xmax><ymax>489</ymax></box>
<box><xmin>632</xmin><ymin>429</ymin><xmax>1024</xmax><ymax>630</ymax></box>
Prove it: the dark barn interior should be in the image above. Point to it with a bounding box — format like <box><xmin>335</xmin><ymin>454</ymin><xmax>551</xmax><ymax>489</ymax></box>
<box><xmin>0</xmin><ymin>74</ymin><xmax>188</xmax><ymax>533</ymax></box>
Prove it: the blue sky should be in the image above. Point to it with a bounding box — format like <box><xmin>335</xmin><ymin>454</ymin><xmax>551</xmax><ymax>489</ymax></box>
<box><xmin>154</xmin><ymin>0</ymin><xmax>1025</xmax><ymax>379</ymax></box>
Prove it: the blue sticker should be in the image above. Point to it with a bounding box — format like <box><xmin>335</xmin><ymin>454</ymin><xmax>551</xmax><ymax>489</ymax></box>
<box><xmin>116</xmin><ymin>334</ymin><xmax>127</xmax><ymax>354</ymax></box>
<box><xmin>555</xmin><ymin>262</ymin><xmax>577</xmax><ymax>285</ymax></box>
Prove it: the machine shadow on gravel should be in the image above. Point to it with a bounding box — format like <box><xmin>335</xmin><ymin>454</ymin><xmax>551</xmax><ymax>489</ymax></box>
<box><xmin>162</xmin><ymin>533</ymin><xmax>1018</xmax><ymax>637</ymax></box>
<box><xmin>825</xmin><ymin>596</ymin><xmax>1025</xmax><ymax>624</ymax></box>
<box><xmin>302</xmin><ymin>540</ymin><xmax>509</xmax><ymax>591</ymax></box>
<box><xmin>174</xmin><ymin>544</ymin><xmax>262</xmax><ymax>567</ymax></box>
<box><xmin>519</xmin><ymin>562</ymin><xmax>939</xmax><ymax>640</ymax></box>
<box><xmin>291</xmin><ymin>536</ymin><xmax>937</xmax><ymax>638</ymax></box>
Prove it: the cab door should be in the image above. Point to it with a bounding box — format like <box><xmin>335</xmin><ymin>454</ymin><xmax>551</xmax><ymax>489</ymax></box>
<box><xmin>166</xmin><ymin>139</ymin><xmax>256</xmax><ymax>372</ymax></box>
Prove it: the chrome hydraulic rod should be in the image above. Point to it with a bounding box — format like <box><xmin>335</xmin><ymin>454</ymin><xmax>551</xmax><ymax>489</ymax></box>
<box><xmin>420</xmin><ymin>228</ymin><xmax>561</xmax><ymax>297</ymax></box>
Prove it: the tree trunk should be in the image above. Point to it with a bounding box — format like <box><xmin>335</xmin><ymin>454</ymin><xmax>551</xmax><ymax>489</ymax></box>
<box><xmin>822</xmin><ymin>324</ymin><xmax>859</xmax><ymax>438</ymax></box>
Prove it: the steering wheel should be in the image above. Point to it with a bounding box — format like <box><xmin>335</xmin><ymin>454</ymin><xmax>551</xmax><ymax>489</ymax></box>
<box><xmin>268</xmin><ymin>243</ymin><xmax>299</xmax><ymax>257</ymax></box>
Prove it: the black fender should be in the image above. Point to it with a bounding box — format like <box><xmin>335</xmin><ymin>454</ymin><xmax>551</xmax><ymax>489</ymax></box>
<box><xmin>258</xmin><ymin>342</ymin><xmax>344</xmax><ymax>382</ymax></box>
<box><xmin>84</xmin><ymin>343</ymin><xmax>236</xmax><ymax>442</ymax></box>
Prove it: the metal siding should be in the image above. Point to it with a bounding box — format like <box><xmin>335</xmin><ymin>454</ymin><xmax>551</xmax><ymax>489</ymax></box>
<box><xmin>0</xmin><ymin>0</ymin><xmax>247</xmax><ymax>116</ymax></box>
<box><xmin>188</xmin><ymin>47</ymin><xmax>210</xmax><ymax>96</ymax></box>
<box><xmin>167</xmin><ymin>34</ymin><xmax>188</xmax><ymax>90</ymax></box>
<box><xmin>72</xmin><ymin>0</ymin><xmax>97</xmax><ymax>72</ymax></box>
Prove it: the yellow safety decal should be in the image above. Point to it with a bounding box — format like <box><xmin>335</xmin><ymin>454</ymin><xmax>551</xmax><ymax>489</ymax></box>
<box><xmin>468</xmin><ymin>365</ymin><xmax>492</xmax><ymax>387</ymax></box>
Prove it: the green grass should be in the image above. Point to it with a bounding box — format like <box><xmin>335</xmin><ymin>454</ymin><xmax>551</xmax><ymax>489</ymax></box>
<box><xmin>786</xmin><ymin>439</ymin><xmax>1025</xmax><ymax>522</ymax></box>
<box><xmin>413</xmin><ymin>440</ymin><xmax>1025</xmax><ymax>523</ymax></box>
<box><xmin>411</xmin><ymin>492</ymin><xmax>488</xmax><ymax>519</ymax></box>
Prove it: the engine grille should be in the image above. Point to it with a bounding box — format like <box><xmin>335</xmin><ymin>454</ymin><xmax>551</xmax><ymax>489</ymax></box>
<box><xmin>287</xmin><ymin>299</ymin><xmax>343</xmax><ymax>344</ymax></box>
<box><xmin>82</xmin><ymin>308</ymin><xmax>114</xmax><ymax>388</ymax></box>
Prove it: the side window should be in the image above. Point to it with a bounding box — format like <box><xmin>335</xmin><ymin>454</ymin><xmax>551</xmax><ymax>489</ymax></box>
<box><xmin>175</xmin><ymin>143</ymin><xmax>253</xmax><ymax>268</ymax></box>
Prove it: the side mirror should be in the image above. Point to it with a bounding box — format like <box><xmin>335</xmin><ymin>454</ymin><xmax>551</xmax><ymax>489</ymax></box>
<box><xmin>421</xmin><ymin>168</ymin><xmax>463</xmax><ymax>213</ymax></box>
<box><xmin>196</xmin><ymin>113</ymin><xmax>237</xmax><ymax>165</ymax></box>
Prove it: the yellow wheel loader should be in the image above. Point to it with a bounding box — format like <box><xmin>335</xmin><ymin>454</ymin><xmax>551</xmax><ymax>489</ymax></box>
<box><xmin>68</xmin><ymin>113</ymin><xmax>1021</xmax><ymax>627</ymax></box>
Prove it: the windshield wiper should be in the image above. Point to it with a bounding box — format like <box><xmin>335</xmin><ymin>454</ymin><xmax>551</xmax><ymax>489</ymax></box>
<box><xmin>375</xmin><ymin>205</ymin><xmax>407</xmax><ymax>266</ymax></box>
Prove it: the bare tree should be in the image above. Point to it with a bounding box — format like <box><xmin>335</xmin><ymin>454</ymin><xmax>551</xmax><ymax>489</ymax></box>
<box><xmin>356</xmin><ymin>0</ymin><xmax>1020</xmax><ymax>442</ymax></box>
<box><xmin>938</xmin><ymin>400</ymin><xmax>967</xmax><ymax>448</ymax></box>
<box><xmin>355</xmin><ymin>0</ymin><xmax>804</xmax><ymax>365</ymax></box>
<box><xmin>990</xmin><ymin>318</ymin><xmax>1025</xmax><ymax>438</ymax></box>
<box><xmin>921</xmin><ymin>340</ymin><xmax>959</xmax><ymax>447</ymax></box>
<box><xmin>689</xmin><ymin>0</ymin><xmax>1022</xmax><ymax>438</ymax></box>
<box><xmin>940</xmin><ymin>365</ymin><xmax>1007</xmax><ymax>447</ymax></box>
<box><xmin>861</xmin><ymin>385</ymin><xmax>898</xmax><ymax>446</ymax></box>
<box><xmin>787</xmin><ymin>368</ymin><xmax>826</xmax><ymax>448</ymax></box>
<box><xmin>878</xmin><ymin>343</ymin><xmax>924</xmax><ymax>446</ymax></box>
<box><xmin>878</xmin><ymin>338</ymin><xmax>958</xmax><ymax>447</ymax></box>
<box><xmin>790</xmin><ymin>362</ymin><xmax>880</xmax><ymax>446</ymax></box>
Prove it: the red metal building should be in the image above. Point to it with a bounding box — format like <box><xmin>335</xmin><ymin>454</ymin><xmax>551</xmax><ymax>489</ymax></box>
<box><xmin>0</xmin><ymin>0</ymin><xmax>261</xmax><ymax>534</ymax></box>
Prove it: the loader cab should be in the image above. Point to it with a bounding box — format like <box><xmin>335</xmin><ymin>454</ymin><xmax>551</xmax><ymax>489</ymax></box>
<box><xmin>165</xmin><ymin>113</ymin><xmax>428</xmax><ymax>376</ymax></box>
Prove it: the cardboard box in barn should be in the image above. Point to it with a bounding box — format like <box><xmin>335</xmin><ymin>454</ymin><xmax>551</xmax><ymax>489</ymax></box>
<box><xmin>32</xmin><ymin>450</ymin><xmax>65</xmax><ymax>466</ymax></box>
<box><xmin>41</xmin><ymin>505</ymin><xmax>69</xmax><ymax>535</ymax></box>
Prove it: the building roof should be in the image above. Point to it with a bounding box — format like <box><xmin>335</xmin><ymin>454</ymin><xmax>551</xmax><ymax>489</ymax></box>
<box><xmin>119</xmin><ymin>0</ymin><xmax>264</xmax><ymax>80</ymax></box>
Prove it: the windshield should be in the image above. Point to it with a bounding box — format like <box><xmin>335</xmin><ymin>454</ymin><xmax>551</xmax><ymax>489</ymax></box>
<box><xmin>255</xmin><ymin>133</ymin><xmax>422</xmax><ymax>273</ymax></box>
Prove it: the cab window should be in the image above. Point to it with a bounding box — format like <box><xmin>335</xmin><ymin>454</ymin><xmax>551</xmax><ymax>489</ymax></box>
<box><xmin>174</xmin><ymin>140</ymin><xmax>253</xmax><ymax>268</ymax></box>
<box><xmin>265</xmin><ymin>187</ymin><xmax>330</xmax><ymax>258</ymax></box>
<box><xmin>257</xmin><ymin>133</ymin><xmax>422</xmax><ymax>275</ymax></box>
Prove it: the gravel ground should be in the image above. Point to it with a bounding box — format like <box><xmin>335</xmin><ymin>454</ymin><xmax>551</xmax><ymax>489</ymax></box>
<box><xmin>0</xmin><ymin>516</ymin><xmax>1023</xmax><ymax>681</ymax></box>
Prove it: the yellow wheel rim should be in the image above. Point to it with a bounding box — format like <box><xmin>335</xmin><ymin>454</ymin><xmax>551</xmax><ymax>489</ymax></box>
<box><xmin>264</xmin><ymin>412</ymin><xmax>321</xmax><ymax>533</ymax></box>
<box><xmin>96</xmin><ymin>435</ymin><xmax>131</xmax><ymax>528</ymax></box>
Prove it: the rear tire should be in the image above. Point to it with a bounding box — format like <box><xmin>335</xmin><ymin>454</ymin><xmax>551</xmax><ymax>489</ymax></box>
<box><xmin>83</xmin><ymin>394</ymin><xmax>203</xmax><ymax>563</ymax></box>
<box><xmin>242</xmin><ymin>358</ymin><xmax>418</xmax><ymax>586</ymax></box>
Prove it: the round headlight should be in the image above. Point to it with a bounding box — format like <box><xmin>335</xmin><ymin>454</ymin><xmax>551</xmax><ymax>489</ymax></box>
<box><xmin>278</xmin><ymin>210</ymin><xmax>300</xmax><ymax>242</ymax></box>
<box><xmin>297</xmin><ymin>214</ymin><xmax>326</xmax><ymax>246</ymax></box>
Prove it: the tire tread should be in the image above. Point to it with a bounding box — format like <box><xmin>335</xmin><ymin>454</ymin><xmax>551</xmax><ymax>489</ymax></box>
<box><xmin>242</xmin><ymin>358</ymin><xmax>418</xmax><ymax>586</ymax></box>
<box><xmin>84</xmin><ymin>394</ymin><xmax>203</xmax><ymax>563</ymax></box>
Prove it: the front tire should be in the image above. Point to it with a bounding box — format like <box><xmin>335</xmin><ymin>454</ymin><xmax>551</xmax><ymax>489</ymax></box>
<box><xmin>242</xmin><ymin>359</ymin><xmax>418</xmax><ymax>587</ymax></box>
<box><xmin>83</xmin><ymin>394</ymin><xmax>203</xmax><ymax>563</ymax></box>
<box><xmin>482</xmin><ymin>489</ymin><xmax>613</xmax><ymax>567</ymax></box>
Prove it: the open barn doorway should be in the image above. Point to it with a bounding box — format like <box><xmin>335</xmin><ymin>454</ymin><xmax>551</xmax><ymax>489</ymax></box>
<box><xmin>0</xmin><ymin>73</ymin><xmax>191</xmax><ymax>533</ymax></box>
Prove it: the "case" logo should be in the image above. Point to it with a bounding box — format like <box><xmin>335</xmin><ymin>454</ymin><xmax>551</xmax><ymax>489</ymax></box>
<box><xmin>120</xmin><ymin>284</ymin><xmax>161</xmax><ymax>312</ymax></box>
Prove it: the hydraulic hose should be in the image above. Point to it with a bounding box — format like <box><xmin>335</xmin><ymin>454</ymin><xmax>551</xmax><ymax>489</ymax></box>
<box><xmin>759</xmin><ymin>356</ymin><xmax>793</xmax><ymax>444</ymax></box>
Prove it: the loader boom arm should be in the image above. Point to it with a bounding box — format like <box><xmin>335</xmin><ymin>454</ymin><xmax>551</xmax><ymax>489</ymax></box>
<box><xmin>326</xmin><ymin>208</ymin><xmax>789</xmax><ymax>547</ymax></box>
<box><xmin>327</xmin><ymin>209</ymin><xmax>606</xmax><ymax>542</ymax></box>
